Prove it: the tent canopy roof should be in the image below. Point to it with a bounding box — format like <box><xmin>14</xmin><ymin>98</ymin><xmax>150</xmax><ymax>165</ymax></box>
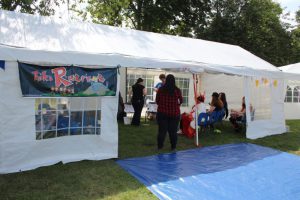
<box><xmin>279</xmin><ymin>63</ymin><xmax>300</xmax><ymax>74</ymax></box>
<box><xmin>279</xmin><ymin>63</ymin><xmax>300</xmax><ymax>80</ymax></box>
<box><xmin>0</xmin><ymin>10</ymin><xmax>290</xmax><ymax>78</ymax></box>
<box><xmin>0</xmin><ymin>44</ymin><xmax>203</xmax><ymax>69</ymax></box>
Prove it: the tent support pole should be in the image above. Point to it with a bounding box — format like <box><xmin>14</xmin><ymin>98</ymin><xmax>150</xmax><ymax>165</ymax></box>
<box><xmin>243</xmin><ymin>76</ymin><xmax>251</xmax><ymax>137</ymax></box>
<box><xmin>193</xmin><ymin>73</ymin><xmax>199</xmax><ymax>146</ymax></box>
<box><xmin>195</xmin><ymin>103</ymin><xmax>199</xmax><ymax>146</ymax></box>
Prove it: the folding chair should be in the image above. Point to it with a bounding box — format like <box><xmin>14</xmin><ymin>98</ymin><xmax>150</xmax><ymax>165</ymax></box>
<box><xmin>198</xmin><ymin>112</ymin><xmax>210</xmax><ymax>133</ymax></box>
<box><xmin>124</xmin><ymin>104</ymin><xmax>135</xmax><ymax>125</ymax></box>
<box><xmin>145</xmin><ymin>101</ymin><xmax>157</xmax><ymax>122</ymax></box>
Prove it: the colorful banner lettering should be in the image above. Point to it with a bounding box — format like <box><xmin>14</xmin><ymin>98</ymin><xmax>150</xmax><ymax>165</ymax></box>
<box><xmin>18</xmin><ymin>62</ymin><xmax>117</xmax><ymax>97</ymax></box>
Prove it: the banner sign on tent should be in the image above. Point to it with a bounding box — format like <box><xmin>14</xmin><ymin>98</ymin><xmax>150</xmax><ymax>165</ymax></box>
<box><xmin>18</xmin><ymin>62</ymin><xmax>117</xmax><ymax>97</ymax></box>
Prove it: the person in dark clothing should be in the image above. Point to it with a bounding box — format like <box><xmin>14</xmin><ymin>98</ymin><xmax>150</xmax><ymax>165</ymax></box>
<box><xmin>219</xmin><ymin>92</ymin><xmax>228</xmax><ymax>119</ymax></box>
<box><xmin>131</xmin><ymin>78</ymin><xmax>146</xmax><ymax>126</ymax></box>
<box><xmin>117</xmin><ymin>92</ymin><xmax>126</xmax><ymax>121</ymax></box>
<box><xmin>156</xmin><ymin>74</ymin><xmax>183</xmax><ymax>151</ymax></box>
<box><xmin>207</xmin><ymin>92</ymin><xmax>224</xmax><ymax>129</ymax></box>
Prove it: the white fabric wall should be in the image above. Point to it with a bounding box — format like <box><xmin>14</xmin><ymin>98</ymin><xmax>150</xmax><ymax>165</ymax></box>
<box><xmin>199</xmin><ymin>73</ymin><xmax>286</xmax><ymax>139</ymax></box>
<box><xmin>245</xmin><ymin>77</ymin><xmax>286</xmax><ymax>139</ymax></box>
<box><xmin>199</xmin><ymin>73</ymin><xmax>244</xmax><ymax>111</ymax></box>
<box><xmin>0</xmin><ymin>61</ymin><xmax>118</xmax><ymax>173</ymax></box>
<box><xmin>279</xmin><ymin>65</ymin><xmax>300</xmax><ymax>119</ymax></box>
<box><xmin>284</xmin><ymin>103</ymin><xmax>300</xmax><ymax>119</ymax></box>
<box><xmin>283</xmin><ymin>80</ymin><xmax>300</xmax><ymax>119</ymax></box>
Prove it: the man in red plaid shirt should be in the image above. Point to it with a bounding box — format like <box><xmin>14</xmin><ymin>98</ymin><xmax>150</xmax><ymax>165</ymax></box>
<box><xmin>156</xmin><ymin>74</ymin><xmax>183</xmax><ymax>151</ymax></box>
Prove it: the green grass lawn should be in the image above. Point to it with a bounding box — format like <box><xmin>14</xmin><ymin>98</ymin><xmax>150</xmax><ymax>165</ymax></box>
<box><xmin>0</xmin><ymin>120</ymin><xmax>299</xmax><ymax>200</ymax></box>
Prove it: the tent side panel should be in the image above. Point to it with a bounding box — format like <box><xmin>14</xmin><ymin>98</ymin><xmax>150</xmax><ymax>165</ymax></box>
<box><xmin>283</xmin><ymin>80</ymin><xmax>300</xmax><ymax>119</ymax></box>
<box><xmin>245</xmin><ymin>77</ymin><xmax>286</xmax><ymax>139</ymax></box>
<box><xmin>284</xmin><ymin>103</ymin><xmax>300</xmax><ymax>119</ymax></box>
<box><xmin>199</xmin><ymin>73</ymin><xmax>244</xmax><ymax>110</ymax></box>
<box><xmin>0</xmin><ymin>61</ymin><xmax>35</xmax><ymax>143</ymax></box>
<box><xmin>0</xmin><ymin>61</ymin><xmax>118</xmax><ymax>174</ymax></box>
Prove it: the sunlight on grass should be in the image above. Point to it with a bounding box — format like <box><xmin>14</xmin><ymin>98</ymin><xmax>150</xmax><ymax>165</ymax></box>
<box><xmin>102</xmin><ymin>187</ymin><xmax>156</xmax><ymax>200</ymax></box>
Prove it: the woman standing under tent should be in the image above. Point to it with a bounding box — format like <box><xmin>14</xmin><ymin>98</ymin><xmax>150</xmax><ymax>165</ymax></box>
<box><xmin>156</xmin><ymin>74</ymin><xmax>183</xmax><ymax>151</ymax></box>
<box><xmin>131</xmin><ymin>78</ymin><xmax>147</xmax><ymax>126</ymax></box>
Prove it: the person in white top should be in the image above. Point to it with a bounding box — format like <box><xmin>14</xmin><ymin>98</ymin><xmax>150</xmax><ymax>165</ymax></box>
<box><xmin>177</xmin><ymin>94</ymin><xmax>206</xmax><ymax>134</ymax></box>
<box><xmin>192</xmin><ymin>94</ymin><xmax>206</xmax><ymax>118</ymax></box>
<box><xmin>190</xmin><ymin>94</ymin><xmax>206</xmax><ymax>129</ymax></box>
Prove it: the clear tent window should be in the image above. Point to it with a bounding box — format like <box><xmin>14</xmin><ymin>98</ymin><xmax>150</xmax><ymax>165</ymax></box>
<box><xmin>284</xmin><ymin>85</ymin><xmax>300</xmax><ymax>103</ymax></box>
<box><xmin>126</xmin><ymin>69</ymin><xmax>189</xmax><ymax>106</ymax></box>
<box><xmin>35</xmin><ymin>98</ymin><xmax>101</xmax><ymax>140</ymax></box>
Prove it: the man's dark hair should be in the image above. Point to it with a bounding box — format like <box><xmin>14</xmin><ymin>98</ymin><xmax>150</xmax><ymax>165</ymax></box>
<box><xmin>159</xmin><ymin>74</ymin><xmax>166</xmax><ymax>80</ymax></box>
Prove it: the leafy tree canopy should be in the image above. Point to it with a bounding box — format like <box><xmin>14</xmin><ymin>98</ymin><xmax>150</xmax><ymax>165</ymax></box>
<box><xmin>72</xmin><ymin>0</ymin><xmax>211</xmax><ymax>37</ymax></box>
<box><xmin>296</xmin><ymin>9</ymin><xmax>300</xmax><ymax>24</ymax></box>
<box><xmin>0</xmin><ymin>0</ymin><xmax>63</xmax><ymax>16</ymax></box>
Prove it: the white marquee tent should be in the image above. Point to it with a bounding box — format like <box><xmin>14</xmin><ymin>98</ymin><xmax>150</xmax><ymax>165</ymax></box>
<box><xmin>0</xmin><ymin>10</ymin><xmax>296</xmax><ymax>173</ymax></box>
<box><xmin>279</xmin><ymin>63</ymin><xmax>300</xmax><ymax>119</ymax></box>
<box><xmin>280</xmin><ymin>63</ymin><xmax>300</xmax><ymax>74</ymax></box>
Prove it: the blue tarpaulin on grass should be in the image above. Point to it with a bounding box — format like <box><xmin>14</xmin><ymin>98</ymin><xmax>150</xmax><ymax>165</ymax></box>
<box><xmin>117</xmin><ymin>143</ymin><xmax>300</xmax><ymax>200</ymax></box>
